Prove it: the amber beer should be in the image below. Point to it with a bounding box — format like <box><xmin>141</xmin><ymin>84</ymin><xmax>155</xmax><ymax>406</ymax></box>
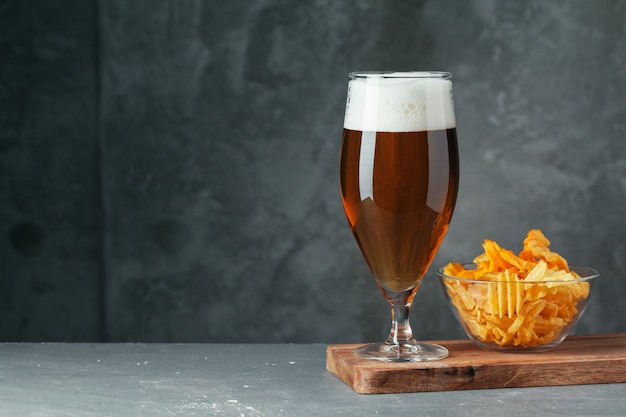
<box><xmin>340</xmin><ymin>74</ymin><xmax>459</xmax><ymax>293</ymax></box>
<box><xmin>340</xmin><ymin>128</ymin><xmax>459</xmax><ymax>292</ymax></box>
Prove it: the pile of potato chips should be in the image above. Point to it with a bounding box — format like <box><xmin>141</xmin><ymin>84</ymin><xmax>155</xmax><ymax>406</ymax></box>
<box><xmin>442</xmin><ymin>230</ymin><xmax>590</xmax><ymax>348</ymax></box>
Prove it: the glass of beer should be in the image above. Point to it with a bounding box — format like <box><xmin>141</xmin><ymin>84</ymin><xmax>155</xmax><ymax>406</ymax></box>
<box><xmin>339</xmin><ymin>72</ymin><xmax>459</xmax><ymax>361</ymax></box>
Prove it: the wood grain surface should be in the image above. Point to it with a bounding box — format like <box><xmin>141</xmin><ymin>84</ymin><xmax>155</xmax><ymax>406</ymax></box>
<box><xmin>326</xmin><ymin>333</ymin><xmax>626</xmax><ymax>394</ymax></box>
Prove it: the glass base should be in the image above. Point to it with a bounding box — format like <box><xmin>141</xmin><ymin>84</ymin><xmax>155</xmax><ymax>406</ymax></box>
<box><xmin>354</xmin><ymin>341</ymin><xmax>449</xmax><ymax>362</ymax></box>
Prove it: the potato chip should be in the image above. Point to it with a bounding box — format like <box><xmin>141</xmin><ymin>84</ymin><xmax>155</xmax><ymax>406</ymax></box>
<box><xmin>441</xmin><ymin>230</ymin><xmax>591</xmax><ymax>348</ymax></box>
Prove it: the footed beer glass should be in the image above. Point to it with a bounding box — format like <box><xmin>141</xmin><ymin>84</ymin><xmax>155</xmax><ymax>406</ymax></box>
<box><xmin>340</xmin><ymin>72</ymin><xmax>459</xmax><ymax>361</ymax></box>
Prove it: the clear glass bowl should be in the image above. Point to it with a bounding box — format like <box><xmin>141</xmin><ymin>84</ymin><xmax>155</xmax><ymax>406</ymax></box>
<box><xmin>437</xmin><ymin>264</ymin><xmax>599</xmax><ymax>352</ymax></box>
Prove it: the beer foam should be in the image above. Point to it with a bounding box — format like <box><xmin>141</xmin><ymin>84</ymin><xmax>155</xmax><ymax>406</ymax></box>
<box><xmin>343</xmin><ymin>73</ymin><xmax>456</xmax><ymax>132</ymax></box>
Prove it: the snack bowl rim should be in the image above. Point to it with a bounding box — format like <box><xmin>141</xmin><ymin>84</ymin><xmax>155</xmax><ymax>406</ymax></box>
<box><xmin>436</xmin><ymin>263</ymin><xmax>599</xmax><ymax>283</ymax></box>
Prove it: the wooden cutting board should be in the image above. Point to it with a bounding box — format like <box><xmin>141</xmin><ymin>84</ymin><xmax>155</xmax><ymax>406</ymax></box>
<box><xmin>326</xmin><ymin>333</ymin><xmax>626</xmax><ymax>394</ymax></box>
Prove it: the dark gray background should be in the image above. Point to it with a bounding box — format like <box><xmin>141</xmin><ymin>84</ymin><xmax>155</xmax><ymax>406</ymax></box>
<box><xmin>1</xmin><ymin>0</ymin><xmax>625</xmax><ymax>343</ymax></box>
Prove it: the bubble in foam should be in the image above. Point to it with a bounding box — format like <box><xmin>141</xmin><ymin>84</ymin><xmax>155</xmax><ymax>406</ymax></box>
<box><xmin>343</xmin><ymin>73</ymin><xmax>456</xmax><ymax>133</ymax></box>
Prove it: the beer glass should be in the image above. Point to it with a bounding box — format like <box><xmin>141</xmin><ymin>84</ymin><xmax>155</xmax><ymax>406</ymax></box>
<box><xmin>339</xmin><ymin>72</ymin><xmax>459</xmax><ymax>361</ymax></box>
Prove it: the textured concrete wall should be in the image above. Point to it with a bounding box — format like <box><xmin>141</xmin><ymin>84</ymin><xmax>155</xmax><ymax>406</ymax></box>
<box><xmin>1</xmin><ymin>0</ymin><xmax>625</xmax><ymax>343</ymax></box>
<box><xmin>0</xmin><ymin>0</ymin><xmax>102</xmax><ymax>341</ymax></box>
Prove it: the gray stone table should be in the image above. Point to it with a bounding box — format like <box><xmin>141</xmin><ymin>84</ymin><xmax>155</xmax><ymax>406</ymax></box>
<box><xmin>0</xmin><ymin>343</ymin><xmax>624</xmax><ymax>416</ymax></box>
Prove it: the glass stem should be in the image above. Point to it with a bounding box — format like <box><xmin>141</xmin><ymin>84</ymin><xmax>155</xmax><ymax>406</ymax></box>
<box><xmin>386</xmin><ymin>290</ymin><xmax>417</xmax><ymax>345</ymax></box>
